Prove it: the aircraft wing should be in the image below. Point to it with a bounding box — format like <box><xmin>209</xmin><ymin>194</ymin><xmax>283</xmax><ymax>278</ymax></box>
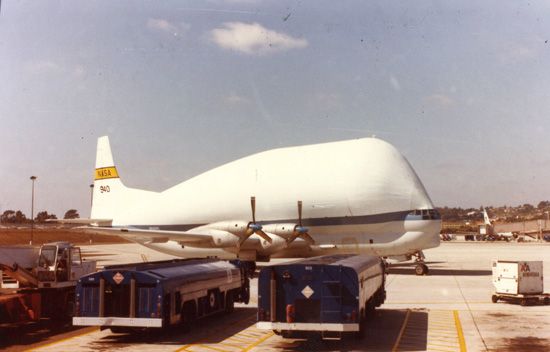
<box><xmin>80</xmin><ymin>226</ymin><xmax>226</xmax><ymax>245</ymax></box>
<box><xmin>47</xmin><ymin>218</ymin><xmax>113</xmax><ymax>226</ymax></box>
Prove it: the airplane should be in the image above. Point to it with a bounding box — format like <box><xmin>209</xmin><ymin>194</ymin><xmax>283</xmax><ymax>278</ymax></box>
<box><xmin>70</xmin><ymin>136</ymin><xmax>441</xmax><ymax>275</ymax></box>
<box><xmin>481</xmin><ymin>208</ymin><xmax>516</xmax><ymax>241</ymax></box>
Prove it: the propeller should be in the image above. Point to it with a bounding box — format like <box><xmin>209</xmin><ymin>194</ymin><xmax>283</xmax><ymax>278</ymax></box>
<box><xmin>287</xmin><ymin>200</ymin><xmax>315</xmax><ymax>245</ymax></box>
<box><xmin>241</xmin><ymin>196</ymin><xmax>272</xmax><ymax>245</ymax></box>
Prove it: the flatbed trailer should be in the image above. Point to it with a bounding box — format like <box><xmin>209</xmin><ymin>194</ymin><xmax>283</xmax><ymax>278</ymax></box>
<box><xmin>73</xmin><ymin>258</ymin><xmax>250</xmax><ymax>332</ymax></box>
<box><xmin>256</xmin><ymin>254</ymin><xmax>386</xmax><ymax>340</ymax></box>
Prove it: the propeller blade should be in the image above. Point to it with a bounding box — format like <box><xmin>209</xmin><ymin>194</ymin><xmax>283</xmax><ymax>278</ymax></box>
<box><xmin>287</xmin><ymin>225</ymin><xmax>314</xmax><ymax>245</ymax></box>
<box><xmin>244</xmin><ymin>227</ymin><xmax>254</xmax><ymax>237</ymax></box>
<box><xmin>241</xmin><ymin>225</ymin><xmax>273</xmax><ymax>245</ymax></box>
<box><xmin>298</xmin><ymin>200</ymin><xmax>303</xmax><ymax>227</ymax></box>
<box><xmin>239</xmin><ymin>196</ymin><xmax>273</xmax><ymax>245</ymax></box>
<box><xmin>284</xmin><ymin>201</ymin><xmax>314</xmax><ymax>245</ymax></box>
<box><xmin>256</xmin><ymin>229</ymin><xmax>273</xmax><ymax>244</ymax></box>
<box><xmin>300</xmin><ymin>232</ymin><xmax>315</xmax><ymax>245</ymax></box>
<box><xmin>286</xmin><ymin>231</ymin><xmax>300</xmax><ymax>244</ymax></box>
<box><xmin>251</xmin><ymin>196</ymin><xmax>256</xmax><ymax>223</ymax></box>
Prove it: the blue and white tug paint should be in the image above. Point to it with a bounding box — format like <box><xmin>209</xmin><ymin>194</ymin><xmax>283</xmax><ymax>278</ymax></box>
<box><xmin>256</xmin><ymin>254</ymin><xmax>386</xmax><ymax>339</ymax></box>
<box><xmin>78</xmin><ymin>136</ymin><xmax>440</xmax><ymax>275</ymax></box>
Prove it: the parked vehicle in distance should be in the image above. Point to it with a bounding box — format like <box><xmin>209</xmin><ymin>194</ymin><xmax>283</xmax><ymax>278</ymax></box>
<box><xmin>256</xmin><ymin>254</ymin><xmax>386</xmax><ymax>340</ymax></box>
<box><xmin>491</xmin><ymin>260</ymin><xmax>549</xmax><ymax>306</ymax></box>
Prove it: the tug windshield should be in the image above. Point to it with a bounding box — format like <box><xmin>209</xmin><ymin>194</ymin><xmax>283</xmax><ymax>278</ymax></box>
<box><xmin>38</xmin><ymin>246</ymin><xmax>57</xmax><ymax>267</ymax></box>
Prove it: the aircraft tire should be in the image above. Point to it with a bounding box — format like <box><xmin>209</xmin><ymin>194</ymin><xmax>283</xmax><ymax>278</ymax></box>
<box><xmin>415</xmin><ymin>263</ymin><xmax>428</xmax><ymax>276</ymax></box>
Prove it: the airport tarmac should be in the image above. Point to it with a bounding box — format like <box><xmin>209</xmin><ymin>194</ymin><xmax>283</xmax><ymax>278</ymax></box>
<box><xmin>12</xmin><ymin>241</ymin><xmax>550</xmax><ymax>352</ymax></box>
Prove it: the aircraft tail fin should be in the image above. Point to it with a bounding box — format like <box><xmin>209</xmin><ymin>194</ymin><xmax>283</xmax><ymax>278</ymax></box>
<box><xmin>91</xmin><ymin>136</ymin><xmax>156</xmax><ymax>222</ymax></box>
<box><xmin>483</xmin><ymin>208</ymin><xmax>491</xmax><ymax>225</ymax></box>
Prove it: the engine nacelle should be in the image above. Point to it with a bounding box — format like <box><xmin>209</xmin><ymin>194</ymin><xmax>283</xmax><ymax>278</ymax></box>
<box><xmin>258</xmin><ymin>232</ymin><xmax>288</xmax><ymax>254</ymax></box>
<box><xmin>208</xmin><ymin>229</ymin><xmax>240</xmax><ymax>247</ymax></box>
<box><xmin>208</xmin><ymin>220</ymin><xmax>249</xmax><ymax>236</ymax></box>
<box><xmin>262</xmin><ymin>223</ymin><xmax>296</xmax><ymax>239</ymax></box>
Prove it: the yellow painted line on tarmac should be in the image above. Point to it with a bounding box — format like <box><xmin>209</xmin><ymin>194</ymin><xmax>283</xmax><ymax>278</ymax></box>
<box><xmin>226</xmin><ymin>336</ymin><xmax>255</xmax><ymax>343</ymax></box>
<box><xmin>176</xmin><ymin>318</ymin><xmax>274</xmax><ymax>352</ymax></box>
<box><xmin>429</xmin><ymin>335</ymin><xmax>459</xmax><ymax>341</ymax></box>
<box><xmin>428</xmin><ymin>347</ymin><xmax>459</xmax><ymax>352</ymax></box>
<box><xmin>429</xmin><ymin>328</ymin><xmax>459</xmax><ymax>333</ymax></box>
<box><xmin>218</xmin><ymin>341</ymin><xmax>247</xmax><ymax>348</ymax></box>
<box><xmin>185</xmin><ymin>331</ymin><xmax>275</xmax><ymax>352</ymax></box>
<box><xmin>413</xmin><ymin>311</ymin><xmax>466</xmax><ymax>352</ymax></box>
<box><xmin>428</xmin><ymin>341</ymin><xmax>459</xmax><ymax>348</ymax></box>
<box><xmin>391</xmin><ymin>309</ymin><xmax>411</xmax><ymax>352</ymax></box>
<box><xmin>241</xmin><ymin>331</ymin><xmax>274</xmax><ymax>352</ymax></box>
<box><xmin>238</xmin><ymin>332</ymin><xmax>263</xmax><ymax>338</ymax></box>
<box><xmin>453</xmin><ymin>310</ymin><xmax>467</xmax><ymax>352</ymax></box>
<box><xmin>26</xmin><ymin>327</ymin><xmax>99</xmax><ymax>351</ymax></box>
<box><xmin>175</xmin><ymin>313</ymin><xmax>257</xmax><ymax>352</ymax></box>
<box><xmin>430</xmin><ymin>322</ymin><xmax>455</xmax><ymax>332</ymax></box>
<box><xmin>193</xmin><ymin>345</ymin><xmax>232</xmax><ymax>352</ymax></box>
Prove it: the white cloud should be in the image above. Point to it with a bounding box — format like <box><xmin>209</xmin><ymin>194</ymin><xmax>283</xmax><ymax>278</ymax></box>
<box><xmin>147</xmin><ymin>18</ymin><xmax>189</xmax><ymax>36</ymax></box>
<box><xmin>209</xmin><ymin>22</ymin><xmax>308</xmax><ymax>55</ymax></box>
<box><xmin>389</xmin><ymin>75</ymin><xmax>401</xmax><ymax>91</ymax></box>
<box><xmin>73</xmin><ymin>65</ymin><xmax>86</xmax><ymax>78</ymax></box>
<box><xmin>25</xmin><ymin>61</ymin><xmax>89</xmax><ymax>81</ymax></box>
<box><xmin>179</xmin><ymin>22</ymin><xmax>192</xmax><ymax>32</ymax></box>
<box><xmin>498</xmin><ymin>38</ymin><xmax>540</xmax><ymax>65</ymax></box>
<box><xmin>223</xmin><ymin>93</ymin><xmax>250</xmax><ymax>105</ymax></box>
<box><xmin>502</xmin><ymin>44</ymin><xmax>536</xmax><ymax>63</ymax></box>
<box><xmin>25</xmin><ymin>60</ymin><xmax>61</xmax><ymax>74</ymax></box>
<box><xmin>317</xmin><ymin>93</ymin><xmax>340</xmax><ymax>109</ymax></box>
<box><xmin>424</xmin><ymin>94</ymin><xmax>454</xmax><ymax>107</ymax></box>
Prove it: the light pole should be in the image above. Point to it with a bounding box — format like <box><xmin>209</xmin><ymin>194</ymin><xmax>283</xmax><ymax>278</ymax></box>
<box><xmin>89</xmin><ymin>184</ymin><xmax>94</xmax><ymax>206</ymax></box>
<box><xmin>30</xmin><ymin>175</ymin><xmax>37</xmax><ymax>245</ymax></box>
<box><xmin>545</xmin><ymin>211</ymin><xmax>549</xmax><ymax>234</ymax></box>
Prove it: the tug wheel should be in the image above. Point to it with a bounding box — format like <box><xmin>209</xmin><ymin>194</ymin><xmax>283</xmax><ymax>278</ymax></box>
<box><xmin>491</xmin><ymin>295</ymin><xmax>498</xmax><ymax>303</ymax></box>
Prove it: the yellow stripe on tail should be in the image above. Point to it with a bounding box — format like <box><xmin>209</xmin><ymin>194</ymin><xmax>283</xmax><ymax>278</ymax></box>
<box><xmin>95</xmin><ymin>166</ymin><xmax>119</xmax><ymax>180</ymax></box>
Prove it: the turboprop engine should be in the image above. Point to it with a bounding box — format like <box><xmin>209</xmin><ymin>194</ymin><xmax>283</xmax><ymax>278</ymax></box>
<box><xmin>257</xmin><ymin>231</ymin><xmax>288</xmax><ymax>253</ymax></box>
<box><xmin>262</xmin><ymin>201</ymin><xmax>315</xmax><ymax>245</ymax></box>
<box><xmin>209</xmin><ymin>229</ymin><xmax>241</xmax><ymax>247</ymax></box>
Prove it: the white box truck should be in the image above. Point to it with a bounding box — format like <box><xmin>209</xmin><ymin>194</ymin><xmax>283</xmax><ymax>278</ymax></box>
<box><xmin>491</xmin><ymin>260</ymin><xmax>549</xmax><ymax>306</ymax></box>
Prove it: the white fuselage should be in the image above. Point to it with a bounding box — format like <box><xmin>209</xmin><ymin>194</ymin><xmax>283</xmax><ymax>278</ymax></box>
<box><xmin>91</xmin><ymin>137</ymin><xmax>441</xmax><ymax>261</ymax></box>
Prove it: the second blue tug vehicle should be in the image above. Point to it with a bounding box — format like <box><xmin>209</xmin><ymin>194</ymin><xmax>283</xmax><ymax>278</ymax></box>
<box><xmin>256</xmin><ymin>254</ymin><xmax>386</xmax><ymax>340</ymax></box>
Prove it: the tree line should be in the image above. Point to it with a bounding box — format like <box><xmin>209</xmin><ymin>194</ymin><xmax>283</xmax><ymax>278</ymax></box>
<box><xmin>437</xmin><ymin>201</ymin><xmax>550</xmax><ymax>223</ymax></box>
<box><xmin>0</xmin><ymin>209</ymin><xmax>79</xmax><ymax>224</ymax></box>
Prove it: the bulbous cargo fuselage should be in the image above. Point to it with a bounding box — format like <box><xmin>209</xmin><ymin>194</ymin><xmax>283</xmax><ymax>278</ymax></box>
<box><xmin>104</xmin><ymin>137</ymin><xmax>441</xmax><ymax>259</ymax></box>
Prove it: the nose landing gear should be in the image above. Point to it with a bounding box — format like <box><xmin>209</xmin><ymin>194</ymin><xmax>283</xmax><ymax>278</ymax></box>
<box><xmin>413</xmin><ymin>251</ymin><xmax>429</xmax><ymax>276</ymax></box>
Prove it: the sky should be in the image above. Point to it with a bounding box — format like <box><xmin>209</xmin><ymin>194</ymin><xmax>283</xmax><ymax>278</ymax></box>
<box><xmin>1</xmin><ymin>1</ymin><xmax>550</xmax><ymax>218</ymax></box>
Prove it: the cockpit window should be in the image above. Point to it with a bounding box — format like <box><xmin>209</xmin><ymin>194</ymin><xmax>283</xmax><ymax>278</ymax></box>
<box><xmin>409</xmin><ymin>209</ymin><xmax>441</xmax><ymax>220</ymax></box>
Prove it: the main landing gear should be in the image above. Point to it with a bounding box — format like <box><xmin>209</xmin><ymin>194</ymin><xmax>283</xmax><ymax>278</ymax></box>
<box><xmin>413</xmin><ymin>251</ymin><xmax>429</xmax><ymax>276</ymax></box>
